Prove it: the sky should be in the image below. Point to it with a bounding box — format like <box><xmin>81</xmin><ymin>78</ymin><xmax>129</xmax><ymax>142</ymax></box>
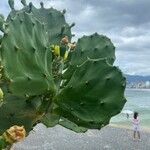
<box><xmin>0</xmin><ymin>0</ymin><xmax>150</xmax><ymax>76</ymax></box>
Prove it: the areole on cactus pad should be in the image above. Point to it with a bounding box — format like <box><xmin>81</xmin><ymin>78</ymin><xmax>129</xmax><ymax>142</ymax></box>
<box><xmin>0</xmin><ymin>0</ymin><xmax>126</xmax><ymax>147</ymax></box>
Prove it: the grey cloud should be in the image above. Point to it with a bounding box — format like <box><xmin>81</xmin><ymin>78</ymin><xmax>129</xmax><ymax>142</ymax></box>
<box><xmin>0</xmin><ymin>0</ymin><xmax>150</xmax><ymax>75</ymax></box>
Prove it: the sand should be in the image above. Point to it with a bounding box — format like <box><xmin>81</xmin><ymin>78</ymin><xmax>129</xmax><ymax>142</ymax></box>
<box><xmin>12</xmin><ymin>124</ymin><xmax>150</xmax><ymax>150</ymax></box>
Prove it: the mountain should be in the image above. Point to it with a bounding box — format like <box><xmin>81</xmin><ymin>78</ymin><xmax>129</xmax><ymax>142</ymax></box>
<box><xmin>125</xmin><ymin>74</ymin><xmax>150</xmax><ymax>83</ymax></box>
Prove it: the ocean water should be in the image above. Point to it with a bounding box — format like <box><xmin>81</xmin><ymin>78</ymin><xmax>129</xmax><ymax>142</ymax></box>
<box><xmin>111</xmin><ymin>89</ymin><xmax>150</xmax><ymax>130</ymax></box>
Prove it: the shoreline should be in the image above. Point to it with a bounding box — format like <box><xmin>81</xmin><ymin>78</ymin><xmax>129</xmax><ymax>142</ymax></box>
<box><xmin>109</xmin><ymin>123</ymin><xmax>150</xmax><ymax>133</ymax></box>
<box><xmin>126</xmin><ymin>88</ymin><xmax>150</xmax><ymax>91</ymax></box>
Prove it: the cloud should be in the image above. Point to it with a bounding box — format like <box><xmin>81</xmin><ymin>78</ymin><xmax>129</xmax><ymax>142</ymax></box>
<box><xmin>0</xmin><ymin>0</ymin><xmax>150</xmax><ymax>75</ymax></box>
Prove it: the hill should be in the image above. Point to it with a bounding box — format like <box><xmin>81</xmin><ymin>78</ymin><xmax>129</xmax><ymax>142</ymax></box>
<box><xmin>125</xmin><ymin>74</ymin><xmax>150</xmax><ymax>83</ymax></box>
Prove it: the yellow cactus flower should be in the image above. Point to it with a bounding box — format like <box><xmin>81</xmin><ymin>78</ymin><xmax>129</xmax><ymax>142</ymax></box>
<box><xmin>64</xmin><ymin>50</ymin><xmax>69</xmax><ymax>61</ymax></box>
<box><xmin>54</xmin><ymin>45</ymin><xmax>60</xmax><ymax>56</ymax></box>
<box><xmin>3</xmin><ymin>125</ymin><xmax>26</xmax><ymax>144</ymax></box>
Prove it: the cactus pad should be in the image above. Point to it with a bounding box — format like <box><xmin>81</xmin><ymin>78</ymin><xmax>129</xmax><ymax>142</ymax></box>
<box><xmin>0</xmin><ymin>12</ymin><xmax>55</xmax><ymax>96</ymax></box>
<box><xmin>0</xmin><ymin>93</ymin><xmax>41</xmax><ymax>135</ymax></box>
<box><xmin>56</xmin><ymin>59</ymin><xmax>126</xmax><ymax>129</ymax></box>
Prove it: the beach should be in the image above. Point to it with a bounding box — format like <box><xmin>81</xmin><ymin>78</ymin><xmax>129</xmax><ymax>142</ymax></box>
<box><xmin>12</xmin><ymin>124</ymin><xmax>150</xmax><ymax>150</ymax></box>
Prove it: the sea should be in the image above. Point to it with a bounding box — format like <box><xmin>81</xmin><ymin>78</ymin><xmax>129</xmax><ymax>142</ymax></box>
<box><xmin>110</xmin><ymin>89</ymin><xmax>150</xmax><ymax>131</ymax></box>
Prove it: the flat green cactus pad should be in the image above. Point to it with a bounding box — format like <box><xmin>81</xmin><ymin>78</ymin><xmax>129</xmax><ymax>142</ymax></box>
<box><xmin>69</xmin><ymin>33</ymin><xmax>115</xmax><ymax>66</ymax></box>
<box><xmin>0</xmin><ymin>93</ymin><xmax>41</xmax><ymax>135</ymax></box>
<box><xmin>1</xmin><ymin>12</ymin><xmax>55</xmax><ymax>96</ymax></box>
<box><xmin>56</xmin><ymin>59</ymin><xmax>126</xmax><ymax>129</ymax></box>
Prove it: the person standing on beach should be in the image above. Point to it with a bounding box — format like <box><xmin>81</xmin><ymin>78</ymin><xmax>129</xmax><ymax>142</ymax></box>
<box><xmin>132</xmin><ymin>112</ymin><xmax>141</xmax><ymax>141</ymax></box>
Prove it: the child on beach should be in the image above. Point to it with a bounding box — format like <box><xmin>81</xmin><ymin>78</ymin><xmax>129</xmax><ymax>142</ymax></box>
<box><xmin>132</xmin><ymin>112</ymin><xmax>141</xmax><ymax>141</ymax></box>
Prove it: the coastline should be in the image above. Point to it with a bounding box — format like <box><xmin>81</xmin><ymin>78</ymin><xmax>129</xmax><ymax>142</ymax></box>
<box><xmin>126</xmin><ymin>88</ymin><xmax>150</xmax><ymax>91</ymax></box>
<box><xmin>109</xmin><ymin>123</ymin><xmax>150</xmax><ymax>133</ymax></box>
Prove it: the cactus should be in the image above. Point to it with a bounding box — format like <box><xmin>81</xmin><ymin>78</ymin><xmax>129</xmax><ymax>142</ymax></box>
<box><xmin>0</xmin><ymin>0</ymin><xmax>126</xmax><ymax>147</ymax></box>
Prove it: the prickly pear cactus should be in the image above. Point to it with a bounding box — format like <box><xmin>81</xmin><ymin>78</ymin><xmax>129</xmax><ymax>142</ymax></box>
<box><xmin>0</xmin><ymin>0</ymin><xmax>126</xmax><ymax>147</ymax></box>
